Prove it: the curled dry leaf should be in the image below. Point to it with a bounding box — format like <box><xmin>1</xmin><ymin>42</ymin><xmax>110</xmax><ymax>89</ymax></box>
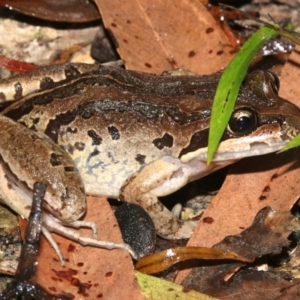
<box><xmin>135</xmin><ymin>247</ymin><xmax>252</xmax><ymax>275</ymax></box>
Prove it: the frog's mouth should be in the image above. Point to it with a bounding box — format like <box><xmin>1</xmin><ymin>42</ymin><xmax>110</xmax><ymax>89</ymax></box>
<box><xmin>180</xmin><ymin>123</ymin><xmax>290</xmax><ymax>164</ymax></box>
<box><xmin>150</xmin><ymin>123</ymin><xmax>291</xmax><ymax>198</ymax></box>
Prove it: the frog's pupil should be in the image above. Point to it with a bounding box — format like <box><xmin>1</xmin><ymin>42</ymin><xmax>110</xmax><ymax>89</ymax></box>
<box><xmin>236</xmin><ymin>116</ymin><xmax>251</xmax><ymax>131</ymax></box>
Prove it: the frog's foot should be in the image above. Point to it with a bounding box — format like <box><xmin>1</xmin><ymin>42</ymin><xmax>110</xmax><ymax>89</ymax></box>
<box><xmin>171</xmin><ymin>203</ymin><xmax>183</xmax><ymax>219</ymax></box>
<box><xmin>121</xmin><ymin>157</ymin><xmax>200</xmax><ymax>240</ymax></box>
<box><xmin>42</xmin><ymin>213</ymin><xmax>138</xmax><ymax>264</ymax></box>
<box><xmin>159</xmin><ymin>219</ymin><xmax>197</xmax><ymax>240</ymax></box>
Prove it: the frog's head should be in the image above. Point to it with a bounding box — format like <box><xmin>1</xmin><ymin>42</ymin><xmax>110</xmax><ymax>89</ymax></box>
<box><xmin>180</xmin><ymin>70</ymin><xmax>300</xmax><ymax>163</ymax></box>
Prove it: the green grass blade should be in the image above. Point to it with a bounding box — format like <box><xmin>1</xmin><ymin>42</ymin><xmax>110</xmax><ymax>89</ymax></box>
<box><xmin>281</xmin><ymin>134</ymin><xmax>300</xmax><ymax>152</ymax></box>
<box><xmin>207</xmin><ymin>26</ymin><xmax>279</xmax><ymax>164</ymax></box>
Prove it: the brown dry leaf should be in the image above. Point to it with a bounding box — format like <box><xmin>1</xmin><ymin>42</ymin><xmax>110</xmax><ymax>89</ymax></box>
<box><xmin>279</xmin><ymin>45</ymin><xmax>300</xmax><ymax>101</ymax></box>
<box><xmin>95</xmin><ymin>0</ymin><xmax>233</xmax><ymax>74</ymax></box>
<box><xmin>20</xmin><ymin>196</ymin><xmax>144</xmax><ymax>300</ymax></box>
<box><xmin>3</xmin><ymin>0</ymin><xmax>100</xmax><ymax>23</ymax></box>
<box><xmin>176</xmin><ymin>47</ymin><xmax>300</xmax><ymax>283</ymax></box>
<box><xmin>181</xmin><ymin>208</ymin><xmax>300</xmax><ymax>299</ymax></box>
<box><xmin>196</xmin><ymin>268</ymin><xmax>300</xmax><ymax>300</ymax></box>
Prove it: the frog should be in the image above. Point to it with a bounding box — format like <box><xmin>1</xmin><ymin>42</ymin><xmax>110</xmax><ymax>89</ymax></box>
<box><xmin>0</xmin><ymin>63</ymin><xmax>299</xmax><ymax>262</ymax></box>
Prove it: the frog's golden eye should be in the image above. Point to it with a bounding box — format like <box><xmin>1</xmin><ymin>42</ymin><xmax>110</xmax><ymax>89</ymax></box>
<box><xmin>227</xmin><ymin>108</ymin><xmax>258</xmax><ymax>136</ymax></box>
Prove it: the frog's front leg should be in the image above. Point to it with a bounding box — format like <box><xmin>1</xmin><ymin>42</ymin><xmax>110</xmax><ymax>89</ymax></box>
<box><xmin>120</xmin><ymin>157</ymin><xmax>198</xmax><ymax>239</ymax></box>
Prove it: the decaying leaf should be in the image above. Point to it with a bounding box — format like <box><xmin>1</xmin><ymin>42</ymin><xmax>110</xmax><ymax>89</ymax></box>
<box><xmin>181</xmin><ymin>208</ymin><xmax>300</xmax><ymax>298</ymax></box>
<box><xmin>135</xmin><ymin>247</ymin><xmax>252</xmax><ymax>274</ymax></box>
<box><xmin>136</xmin><ymin>271</ymin><xmax>217</xmax><ymax>300</ymax></box>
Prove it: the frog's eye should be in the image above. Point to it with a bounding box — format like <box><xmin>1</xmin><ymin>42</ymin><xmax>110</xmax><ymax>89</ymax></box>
<box><xmin>227</xmin><ymin>108</ymin><xmax>258</xmax><ymax>136</ymax></box>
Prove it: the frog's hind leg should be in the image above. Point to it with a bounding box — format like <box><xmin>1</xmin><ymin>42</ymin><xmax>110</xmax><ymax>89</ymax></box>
<box><xmin>120</xmin><ymin>157</ymin><xmax>198</xmax><ymax>239</ymax></box>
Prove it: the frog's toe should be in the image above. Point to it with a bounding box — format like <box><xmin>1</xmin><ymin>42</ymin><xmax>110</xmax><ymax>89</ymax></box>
<box><xmin>159</xmin><ymin>220</ymin><xmax>198</xmax><ymax>240</ymax></box>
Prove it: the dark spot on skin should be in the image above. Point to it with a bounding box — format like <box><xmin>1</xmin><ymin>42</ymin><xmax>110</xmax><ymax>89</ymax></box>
<box><xmin>135</xmin><ymin>154</ymin><xmax>146</xmax><ymax>165</ymax></box>
<box><xmin>134</xmin><ymin>35</ymin><xmax>139</xmax><ymax>39</ymax></box>
<box><xmin>14</xmin><ymin>82</ymin><xmax>23</xmax><ymax>100</ymax></box>
<box><xmin>239</xmin><ymin>226</ymin><xmax>245</xmax><ymax>230</ymax></box>
<box><xmin>87</xmin><ymin>148</ymin><xmax>100</xmax><ymax>162</ymax></box>
<box><xmin>32</xmin><ymin>117</ymin><xmax>40</xmax><ymax>124</ymax></box>
<box><xmin>67</xmin><ymin>127</ymin><xmax>78</xmax><ymax>134</ymax></box>
<box><xmin>123</xmin><ymin>39</ymin><xmax>128</xmax><ymax>43</ymax></box>
<box><xmin>107</xmin><ymin>152</ymin><xmax>119</xmax><ymax>164</ymax></box>
<box><xmin>64</xmin><ymin>166</ymin><xmax>76</xmax><ymax>172</ymax></box>
<box><xmin>105</xmin><ymin>272</ymin><xmax>113</xmax><ymax>277</ymax></box>
<box><xmin>64</xmin><ymin>66</ymin><xmax>82</xmax><ymax>79</ymax></box>
<box><xmin>61</xmin><ymin>187</ymin><xmax>71</xmax><ymax>201</ymax></box>
<box><xmin>111</xmin><ymin>22</ymin><xmax>117</xmax><ymax>27</ymax></box>
<box><xmin>152</xmin><ymin>133</ymin><xmax>173</xmax><ymax>150</ymax></box>
<box><xmin>206</xmin><ymin>27</ymin><xmax>214</xmax><ymax>34</ymax></box>
<box><xmin>263</xmin><ymin>186</ymin><xmax>270</xmax><ymax>192</ymax></box>
<box><xmin>97</xmin><ymin>293</ymin><xmax>103</xmax><ymax>298</ymax></box>
<box><xmin>74</xmin><ymin>142</ymin><xmax>85</xmax><ymax>151</ymax></box>
<box><xmin>48</xmin><ymin>287</ymin><xmax>57</xmax><ymax>292</ymax></box>
<box><xmin>50</xmin><ymin>153</ymin><xmax>63</xmax><ymax>166</ymax></box>
<box><xmin>40</xmin><ymin>76</ymin><xmax>55</xmax><ymax>90</ymax></box>
<box><xmin>145</xmin><ymin>63</ymin><xmax>152</xmax><ymax>68</ymax></box>
<box><xmin>259</xmin><ymin>195</ymin><xmax>267</xmax><ymax>200</ymax></box>
<box><xmin>217</xmin><ymin>50</ymin><xmax>224</xmax><ymax>55</ymax></box>
<box><xmin>0</xmin><ymin>92</ymin><xmax>6</xmax><ymax>102</ymax></box>
<box><xmin>108</xmin><ymin>126</ymin><xmax>120</xmax><ymax>140</ymax></box>
<box><xmin>77</xmin><ymin>262</ymin><xmax>84</xmax><ymax>267</ymax></box>
<box><xmin>203</xmin><ymin>217</ymin><xmax>214</xmax><ymax>224</ymax></box>
<box><xmin>179</xmin><ymin>130</ymin><xmax>208</xmax><ymax>157</ymax></box>
<box><xmin>88</xmin><ymin>129</ymin><xmax>102</xmax><ymax>145</ymax></box>
<box><xmin>127</xmin><ymin>20</ymin><xmax>131</xmax><ymax>24</ymax></box>
<box><xmin>188</xmin><ymin>50</ymin><xmax>196</xmax><ymax>57</ymax></box>
<box><xmin>208</xmin><ymin>50</ymin><xmax>213</xmax><ymax>54</ymax></box>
